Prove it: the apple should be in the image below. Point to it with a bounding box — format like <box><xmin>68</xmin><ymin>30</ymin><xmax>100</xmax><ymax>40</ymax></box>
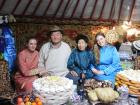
<box><xmin>17</xmin><ymin>97</ymin><xmax>23</xmax><ymax>104</ymax></box>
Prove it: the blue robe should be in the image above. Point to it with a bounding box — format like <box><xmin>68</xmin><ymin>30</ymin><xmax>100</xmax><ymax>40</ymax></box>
<box><xmin>91</xmin><ymin>44</ymin><xmax>122</xmax><ymax>84</ymax></box>
<box><xmin>67</xmin><ymin>48</ymin><xmax>95</xmax><ymax>79</ymax></box>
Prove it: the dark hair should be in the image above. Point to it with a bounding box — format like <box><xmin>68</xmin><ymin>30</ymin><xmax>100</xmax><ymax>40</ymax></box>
<box><xmin>48</xmin><ymin>30</ymin><xmax>63</xmax><ymax>36</ymax></box>
<box><xmin>75</xmin><ymin>34</ymin><xmax>89</xmax><ymax>44</ymax></box>
<box><xmin>75</xmin><ymin>34</ymin><xmax>90</xmax><ymax>50</ymax></box>
<box><xmin>26</xmin><ymin>36</ymin><xmax>38</xmax><ymax>44</ymax></box>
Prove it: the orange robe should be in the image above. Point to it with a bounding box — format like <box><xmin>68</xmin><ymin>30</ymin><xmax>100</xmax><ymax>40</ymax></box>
<box><xmin>14</xmin><ymin>49</ymin><xmax>39</xmax><ymax>93</ymax></box>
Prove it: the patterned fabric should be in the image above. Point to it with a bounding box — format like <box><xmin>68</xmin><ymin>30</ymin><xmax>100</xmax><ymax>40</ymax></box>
<box><xmin>0</xmin><ymin>35</ymin><xmax>5</xmax><ymax>53</ymax></box>
<box><xmin>0</xmin><ymin>60</ymin><xmax>15</xmax><ymax>99</ymax></box>
<box><xmin>2</xmin><ymin>23</ymin><xmax>16</xmax><ymax>73</ymax></box>
<box><xmin>119</xmin><ymin>42</ymin><xmax>133</xmax><ymax>60</ymax></box>
<box><xmin>134</xmin><ymin>56</ymin><xmax>140</xmax><ymax>70</ymax></box>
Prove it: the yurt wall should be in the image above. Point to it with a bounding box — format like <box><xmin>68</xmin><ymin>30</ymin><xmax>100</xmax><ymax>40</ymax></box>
<box><xmin>10</xmin><ymin>20</ymin><xmax>113</xmax><ymax>52</ymax></box>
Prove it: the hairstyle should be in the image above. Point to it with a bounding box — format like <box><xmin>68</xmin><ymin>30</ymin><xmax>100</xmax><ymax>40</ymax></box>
<box><xmin>94</xmin><ymin>32</ymin><xmax>105</xmax><ymax>64</ymax></box>
<box><xmin>49</xmin><ymin>30</ymin><xmax>64</xmax><ymax>37</ymax></box>
<box><xmin>75</xmin><ymin>34</ymin><xmax>89</xmax><ymax>43</ymax></box>
<box><xmin>26</xmin><ymin>36</ymin><xmax>38</xmax><ymax>44</ymax></box>
<box><xmin>75</xmin><ymin>34</ymin><xmax>90</xmax><ymax>50</ymax></box>
<box><xmin>95</xmin><ymin>32</ymin><xmax>105</xmax><ymax>44</ymax></box>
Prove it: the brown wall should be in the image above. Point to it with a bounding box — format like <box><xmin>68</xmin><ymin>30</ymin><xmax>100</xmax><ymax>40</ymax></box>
<box><xmin>10</xmin><ymin>23</ymin><xmax>111</xmax><ymax>52</ymax></box>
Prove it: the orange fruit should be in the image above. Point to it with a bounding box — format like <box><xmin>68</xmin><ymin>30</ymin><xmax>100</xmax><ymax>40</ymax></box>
<box><xmin>31</xmin><ymin>102</ymin><xmax>37</xmax><ymax>105</ymax></box>
<box><xmin>36</xmin><ymin>101</ymin><xmax>42</xmax><ymax>105</ymax></box>
<box><xmin>24</xmin><ymin>96</ymin><xmax>30</xmax><ymax>102</ymax></box>
<box><xmin>25</xmin><ymin>101</ymin><xmax>31</xmax><ymax>105</ymax></box>
<box><xmin>35</xmin><ymin>97</ymin><xmax>40</xmax><ymax>103</ymax></box>
<box><xmin>17</xmin><ymin>97</ymin><xmax>23</xmax><ymax>104</ymax></box>
<box><xmin>18</xmin><ymin>102</ymin><xmax>25</xmax><ymax>105</ymax></box>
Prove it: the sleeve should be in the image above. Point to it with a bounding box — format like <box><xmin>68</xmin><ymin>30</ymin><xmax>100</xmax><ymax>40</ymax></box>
<box><xmin>30</xmin><ymin>51</ymin><xmax>39</xmax><ymax>69</ymax></box>
<box><xmin>103</xmin><ymin>47</ymin><xmax>121</xmax><ymax>75</ymax></box>
<box><xmin>90</xmin><ymin>51</ymin><xmax>96</xmax><ymax>65</ymax></box>
<box><xmin>38</xmin><ymin>45</ymin><xmax>46</xmax><ymax>68</ymax></box>
<box><xmin>67</xmin><ymin>50</ymin><xmax>82</xmax><ymax>75</ymax></box>
<box><xmin>18</xmin><ymin>52</ymin><xmax>37</xmax><ymax>76</ymax></box>
<box><xmin>89</xmin><ymin>51</ymin><xmax>96</xmax><ymax>70</ymax></box>
<box><xmin>65</xmin><ymin>44</ymin><xmax>72</xmax><ymax>63</ymax></box>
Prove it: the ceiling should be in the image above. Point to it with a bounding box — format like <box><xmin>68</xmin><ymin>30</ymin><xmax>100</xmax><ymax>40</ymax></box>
<box><xmin>0</xmin><ymin>0</ymin><xmax>140</xmax><ymax>23</ymax></box>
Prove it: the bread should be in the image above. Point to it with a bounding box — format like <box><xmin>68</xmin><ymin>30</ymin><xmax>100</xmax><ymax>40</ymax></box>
<box><xmin>129</xmin><ymin>86</ymin><xmax>140</xmax><ymax>91</ymax></box>
<box><xmin>120</xmin><ymin>80</ymin><xmax>131</xmax><ymax>86</ymax></box>
<box><xmin>116</xmin><ymin>74</ymin><xmax>129</xmax><ymax>82</ymax></box>
<box><xmin>116</xmin><ymin>70</ymin><xmax>140</xmax><ymax>95</ymax></box>
<box><xmin>129</xmin><ymin>90</ymin><xmax>140</xmax><ymax>95</ymax></box>
<box><xmin>130</xmin><ymin>80</ymin><xmax>140</xmax><ymax>84</ymax></box>
<box><xmin>115</xmin><ymin>77</ymin><xmax>120</xmax><ymax>81</ymax></box>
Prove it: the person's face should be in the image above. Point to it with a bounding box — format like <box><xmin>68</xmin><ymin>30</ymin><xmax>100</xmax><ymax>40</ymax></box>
<box><xmin>78</xmin><ymin>39</ymin><xmax>87</xmax><ymax>51</ymax></box>
<box><xmin>96</xmin><ymin>35</ymin><xmax>106</xmax><ymax>47</ymax></box>
<box><xmin>27</xmin><ymin>39</ymin><xmax>37</xmax><ymax>52</ymax></box>
<box><xmin>50</xmin><ymin>31</ymin><xmax>62</xmax><ymax>44</ymax></box>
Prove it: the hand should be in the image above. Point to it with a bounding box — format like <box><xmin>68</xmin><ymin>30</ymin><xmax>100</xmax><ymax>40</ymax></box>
<box><xmin>41</xmin><ymin>72</ymin><xmax>50</xmax><ymax>77</ymax></box>
<box><xmin>92</xmin><ymin>69</ymin><xmax>104</xmax><ymax>75</ymax></box>
<box><xmin>39</xmin><ymin>71</ymin><xmax>50</xmax><ymax>77</ymax></box>
<box><xmin>38</xmin><ymin>68</ymin><xmax>46</xmax><ymax>75</ymax></box>
<box><xmin>70</xmin><ymin>71</ymin><xmax>78</xmax><ymax>77</ymax></box>
<box><xmin>82</xmin><ymin>73</ymin><xmax>86</xmax><ymax>79</ymax></box>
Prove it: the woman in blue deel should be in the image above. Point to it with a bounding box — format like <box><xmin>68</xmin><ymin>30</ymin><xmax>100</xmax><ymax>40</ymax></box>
<box><xmin>90</xmin><ymin>32</ymin><xmax>122</xmax><ymax>86</ymax></box>
<box><xmin>66</xmin><ymin>34</ymin><xmax>96</xmax><ymax>84</ymax></box>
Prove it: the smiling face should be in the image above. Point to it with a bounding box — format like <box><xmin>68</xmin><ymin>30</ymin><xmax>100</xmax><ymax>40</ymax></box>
<box><xmin>77</xmin><ymin>39</ymin><xmax>87</xmax><ymax>51</ymax></box>
<box><xmin>50</xmin><ymin>31</ymin><xmax>62</xmax><ymax>45</ymax></box>
<box><xmin>96</xmin><ymin>35</ymin><xmax>106</xmax><ymax>47</ymax></box>
<box><xmin>27</xmin><ymin>38</ymin><xmax>37</xmax><ymax>52</ymax></box>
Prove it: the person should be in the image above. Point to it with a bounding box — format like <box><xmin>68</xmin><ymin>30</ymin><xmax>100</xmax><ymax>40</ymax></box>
<box><xmin>14</xmin><ymin>37</ymin><xmax>42</xmax><ymax>93</ymax></box>
<box><xmin>66</xmin><ymin>34</ymin><xmax>96</xmax><ymax>84</ymax></box>
<box><xmin>132</xmin><ymin>40</ymin><xmax>140</xmax><ymax>69</ymax></box>
<box><xmin>119</xmin><ymin>34</ymin><xmax>134</xmax><ymax>60</ymax></box>
<box><xmin>90</xmin><ymin>32</ymin><xmax>122</xmax><ymax>86</ymax></box>
<box><xmin>38</xmin><ymin>25</ymin><xmax>71</xmax><ymax>76</ymax></box>
<box><xmin>119</xmin><ymin>34</ymin><xmax>134</xmax><ymax>70</ymax></box>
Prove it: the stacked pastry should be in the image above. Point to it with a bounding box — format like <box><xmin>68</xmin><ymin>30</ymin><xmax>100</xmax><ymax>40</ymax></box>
<box><xmin>33</xmin><ymin>76</ymin><xmax>73</xmax><ymax>105</ymax></box>
<box><xmin>115</xmin><ymin>70</ymin><xmax>140</xmax><ymax>95</ymax></box>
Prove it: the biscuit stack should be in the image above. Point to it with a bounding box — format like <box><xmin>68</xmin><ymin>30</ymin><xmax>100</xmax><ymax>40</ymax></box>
<box><xmin>115</xmin><ymin>70</ymin><xmax>140</xmax><ymax>95</ymax></box>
